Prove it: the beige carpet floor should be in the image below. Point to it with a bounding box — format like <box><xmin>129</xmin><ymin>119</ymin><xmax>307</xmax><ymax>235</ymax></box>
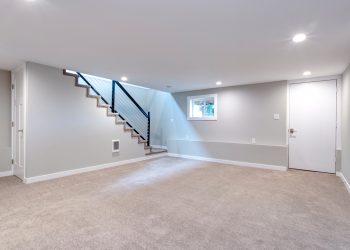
<box><xmin>1</xmin><ymin>156</ymin><xmax>350</xmax><ymax>250</ymax></box>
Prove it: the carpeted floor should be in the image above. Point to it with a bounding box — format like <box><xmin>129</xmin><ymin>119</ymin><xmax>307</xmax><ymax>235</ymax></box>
<box><xmin>1</xmin><ymin>156</ymin><xmax>350</xmax><ymax>250</ymax></box>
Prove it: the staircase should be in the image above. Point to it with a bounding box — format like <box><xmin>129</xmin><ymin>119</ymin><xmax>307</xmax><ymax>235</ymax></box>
<box><xmin>63</xmin><ymin>69</ymin><xmax>167</xmax><ymax>155</ymax></box>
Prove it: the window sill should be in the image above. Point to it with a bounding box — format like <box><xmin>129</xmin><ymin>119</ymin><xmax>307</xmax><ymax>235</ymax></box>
<box><xmin>187</xmin><ymin>117</ymin><xmax>217</xmax><ymax>121</ymax></box>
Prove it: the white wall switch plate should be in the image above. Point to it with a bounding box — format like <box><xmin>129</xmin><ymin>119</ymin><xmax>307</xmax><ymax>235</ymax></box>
<box><xmin>274</xmin><ymin>114</ymin><xmax>280</xmax><ymax>120</ymax></box>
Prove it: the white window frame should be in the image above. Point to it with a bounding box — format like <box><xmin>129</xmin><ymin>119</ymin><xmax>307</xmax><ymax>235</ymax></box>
<box><xmin>187</xmin><ymin>94</ymin><xmax>218</xmax><ymax>121</ymax></box>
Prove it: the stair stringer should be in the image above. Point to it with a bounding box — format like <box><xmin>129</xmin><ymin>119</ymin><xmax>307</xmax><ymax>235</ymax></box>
<box><xmin>63</xmin><ymin>70</ymin><xmax>155</xmax><ymax>154</ymax></box>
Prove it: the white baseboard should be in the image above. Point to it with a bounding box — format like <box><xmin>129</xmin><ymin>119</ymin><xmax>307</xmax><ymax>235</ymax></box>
<box><xmin>151</xmin><ymin>145</ymin><xmax>168</xmax><ymax>150</ymax></box>
<box><xmin>24</xmin><ymin>153</ymin><xmax>167</xmax><ymax>184</ymax></box>
<box><xmin>0</xmin><ymin>170</ymin><xmax>13</xmax><ymax>178</ymax></box>
<box><xmin>167</xmin><ymin>153</ymin><xmax>287</xmax><ymax>171</ymax></box>
<box><xmin>336</xmin><ymin>172</ymin><xmax>350</xmax><ymax>193</ymax></box>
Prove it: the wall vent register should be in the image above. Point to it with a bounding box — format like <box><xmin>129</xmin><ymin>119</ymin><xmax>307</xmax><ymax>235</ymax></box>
<box><xmin>112</xmin><ymin>140</ymin><xmax>120</xmax><ymax>152</ymax></box>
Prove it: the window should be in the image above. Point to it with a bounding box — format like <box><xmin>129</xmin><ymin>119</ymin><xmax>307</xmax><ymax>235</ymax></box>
<box><xmin>187</xmin><ymin>94</ymin><xmax>217</xmax><ymax>120</ymax></box>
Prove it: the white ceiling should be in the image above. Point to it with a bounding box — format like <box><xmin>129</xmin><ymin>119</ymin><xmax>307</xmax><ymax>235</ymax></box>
<box><xmin>0</xmin><ymin>0</ymin><xmax>350</xmax><ymax>92</ymax></box>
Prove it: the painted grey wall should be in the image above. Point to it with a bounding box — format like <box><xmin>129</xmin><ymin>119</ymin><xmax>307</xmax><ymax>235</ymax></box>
<box><xmin>169</xmin><ymin>82</ymin><xmax>287</xmax><ymax>145</ymax></box>
<box><xmin>158</xmin><ymin>81</ymin><xmax>288</xmax><ymax>166</ymax></box>
<box><xmin>148</xmin><ymin>90</ymin><xmax>172</xmax><ymax>147</ymax></box>
<box><xmin>341</xmin><ymin>64</ymin><xmax>350</xmax><ymax>182</ymax></box>
<box><xmin>168</xmin><ymin>140</ymin><xmax>288</xmax><ymax>166</ymax></box>
<box><xmin>25</xmin><ymin>62</ymin><xmax>147</xmax><ymax>178</ymax></box>
<box><xmin>0</xmin><ymin>70</ymin><xmax>12</xmax><ymax>173</ymax></box>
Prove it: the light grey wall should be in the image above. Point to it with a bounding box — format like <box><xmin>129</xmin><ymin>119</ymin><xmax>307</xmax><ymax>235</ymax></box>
<box><xmin>169</xmin><ymin>82</ymin><xmax>287</xmax><ymax>145</ymax></box>
<box><xmin>148</xmin><ymin>90</ymin><xmax>172</xmax><ymax>147</ymax></box>
<box><xmin>168</xmin><ymin>140</ymin><xmax>288</xmax><ymax>166</ymax></box>
<box><xmin>341</xmin><ymin>64</ymin><xmax>350</xmax><ymax>182</ymax></box>
<box><xmin>25</xmin><ymin>62</ymin><xmax>147</xmax><ymax>178</ymax></box>
<box><xmin>158</xmin><ymin>81</ymin><xmax>289</xmax><ymax>166</ymax></box>
<box><xmin>0</xmin><ymin>70</ymin><xmax>12</xmax><ymax>173</ymax></box>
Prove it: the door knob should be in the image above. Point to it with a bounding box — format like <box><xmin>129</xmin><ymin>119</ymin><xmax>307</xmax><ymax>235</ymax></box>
<box><xmin>18</xmin><ymin>129</ymin><xmax>24</xmax><ymax>133</ymax></box>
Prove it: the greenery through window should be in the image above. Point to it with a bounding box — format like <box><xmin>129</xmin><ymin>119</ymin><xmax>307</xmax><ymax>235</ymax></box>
<box><xmin>187</xmin><ymin>94</ymin><xmax>217</xmax><ymax>120</ymax></box>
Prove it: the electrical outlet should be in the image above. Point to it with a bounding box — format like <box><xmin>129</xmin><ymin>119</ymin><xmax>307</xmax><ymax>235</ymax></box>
<box><xmin>274</xmin><ymin>114</ymin><xmax>280</xmax><ymax>120</ymax></box>
<box><xmin>252</xmin><ymin>138</ymin><xmax>256</xmax><ymax>144</ymax></box>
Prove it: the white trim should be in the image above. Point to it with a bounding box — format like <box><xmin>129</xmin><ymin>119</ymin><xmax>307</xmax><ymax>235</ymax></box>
<box><xmin>150</xmin><ymin>144</ymin><xmax>168</xmax><ymax>150</ymax></box>
<box><xmin>11</xmin><ymin>63</ymin><xmax>28</xmax><ymax>181</ymax></box>
<box><xmin>187</xmin><ymin>94</ymin><xmax>218</xmax><ymax>121</ymax></box>
<box><xmin>24</xmin><ymin>153</ymin><xmax>167</xmax><ymax>184</ymax></box>
<box><xmin>287</xmin><ymin>75</ymin><xmax>341</xmax><ymax>84</ymax></box>
<box><xmin>11</xmin><ymin>68</ymin><xmax>14</xmax><ymax>175</ymax></box>
<box><xmin>168</xmin><ymin>139</ymin><xmax>287</xmax><ymax>148</ymax></box>
<box><xmin>336</xmin><ymin>172</ymin><xmax>350</xmax><ymax>193</ymax></box>
<box><xmin>286</xmin><ymin>79</ymin><xmax>290</xmax><ymax>170</ymax></box>
<box><xmin>0</xmin><ymin>170</ymin><xmax>13</xmax><ymax>178</ymax></box>
<box><xmin>286</xmin><ymin>80</ymin><xmax>290</xmax><ymax>149</ymax></box>
<box><xmin>64</xmin><ymin>69</ymin><xmax>78</xmax><ymax>76</ymax></box>
<box><xmin>167</xmin><ymin>153</ymin><xmax>287</xmax><ymax>171</ymax></box>
<box><xmin>336</xmin><ymin>77</ymin><xmax>342</xmax><ymax>150</ymax></box>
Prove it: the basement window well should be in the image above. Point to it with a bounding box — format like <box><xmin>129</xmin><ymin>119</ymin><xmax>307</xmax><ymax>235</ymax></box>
<box><xmin>187</xmin><ymin>94</ymin><xmax>217</xmax><ymax>120</ymax></box>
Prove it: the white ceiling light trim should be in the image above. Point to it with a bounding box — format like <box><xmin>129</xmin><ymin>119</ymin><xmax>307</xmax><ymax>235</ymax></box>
<box><xmin>293</xmin><ymin>33</ymin><xmax>307</xmax><ymax>43</ymax></box>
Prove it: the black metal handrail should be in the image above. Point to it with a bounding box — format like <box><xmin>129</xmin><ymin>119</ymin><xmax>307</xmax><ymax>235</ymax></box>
<box><xmin>78</xmin><ymin>72</ymin><xmax>111</xmax><ymax>108</ymax></box>
<box><xmin>77</xmin><ymin>72</ymin><xmax>150</xmax><ymax>146</ymax></box>
<box><xmin>113</xmin><ymin>80</ymin><xmax>149</xmax><ymax>118</ymax></box>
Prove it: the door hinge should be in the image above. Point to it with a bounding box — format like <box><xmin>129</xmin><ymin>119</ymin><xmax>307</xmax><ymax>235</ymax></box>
<box><xmin>11</xmin><ymin>121</ymin><xmax>14</xmax><ymax>127</ymax></box>
<box><xmin>11</xmin><ymin>159</ymin><xmax>14</xmax><ymax>164</ymax></box>
<box><xmin>11</xmin><ymin>84</ymin><xmax>14</xmax><ymax>90</ymax></box>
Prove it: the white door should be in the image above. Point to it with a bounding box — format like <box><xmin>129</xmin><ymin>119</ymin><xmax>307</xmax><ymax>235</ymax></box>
<box><xmin>289</xmin><ymin>80</ymin><xmax>337</xmax><ymax>173</ymax></box>
<box><xmin>12</xmin><ymin>67</ymin><xmax>26</xmax><ymax>180</ymax></box>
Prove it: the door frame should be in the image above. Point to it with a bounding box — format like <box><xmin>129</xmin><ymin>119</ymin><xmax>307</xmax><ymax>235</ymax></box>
<box><xmin>11</xmin><ymin>63</ymin><xmax>28</xmax><ymax>181</ymax></box>
<box><xmin>287</xmin><ymin>75</ymin><xmax>342</xmax><ymax>171</ymax></box>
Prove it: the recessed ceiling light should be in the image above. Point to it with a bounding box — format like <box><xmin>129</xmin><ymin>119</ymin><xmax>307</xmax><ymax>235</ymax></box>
<box><xmin>216</xmin><ymin>81</ymin><xmax>222</xmax><ymax>86</ymax></box>
<box><xmin>303</xmin><ymin>71</ymin><xmax>311</xmax><ymax>76</ymax></box>
<box><xmin>121</xmin><ymin>76</ymin><xmax>128</xmax><ymax>81</ymax></box>
<box><xmin>293</xmin><ymin>33</ymin><xmax>307</xmax><ymax>43</ymax></box>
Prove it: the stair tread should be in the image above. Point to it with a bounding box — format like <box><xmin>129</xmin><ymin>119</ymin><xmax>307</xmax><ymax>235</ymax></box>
<box><xmin>87</xmin><ymin>94</ymin><xmax>100</xmax><ymax>99</ymax></box>
<box><xmin>146</xmin><ymin>149</ymin><xmax>167</xmax><ymax>155</ymax></box>
<box><xmin>67</xmin><ymin>71</ymin><xmax>153</xmax><ymax>157</ymax></box>
<box><xmin>76</xmin><ymin>84</ymin><xmax>90</xmax><ymax>89</ymax></box>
